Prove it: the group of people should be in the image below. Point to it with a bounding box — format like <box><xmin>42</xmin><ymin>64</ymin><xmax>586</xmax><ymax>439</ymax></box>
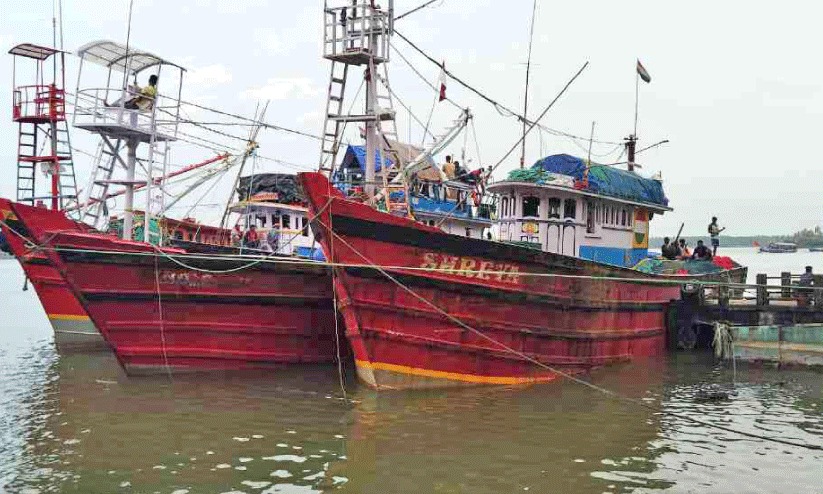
<box><xmin>231</xmin><ymin>224</ymin><xmax>281</xmax><ymax>252</ymax></box>
<box><xmin>661</xmin><ymin>217</ymin><xmax>725</xmax><ymax>261</ymax></box>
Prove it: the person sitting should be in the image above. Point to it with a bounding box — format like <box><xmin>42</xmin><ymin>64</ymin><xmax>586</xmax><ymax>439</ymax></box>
<box><xmin>243</xmin><ymin>225</ymin><xmax>259</xmax><ymax>249</ymax></box>
<box><xmin>691</xmin><ymin>240</ymin><xmax>713</xmax><ymax>261</ymax></box>
<box><xmin>231</xmin><ymin>224</ymin><xmax>242</xmax><ymax>247</ymax></box>
<box><xmin>678</xmin><ymin>238</ymin><xmax>691</xmax><ymax>259</ymax></box>
<box><xmin>267</xmin><ymin>225</ymin><xmax>281</xmax><ymax>253</ymax></box>
<box><xmin>661</xmin><ymin>237</ymin><xmax>678</xmax><ymax>260</ymax></box>
<box><xmin>106</xmin><ymin>75</ymin><xmax>158</xmax><ymax>111</ymax></box>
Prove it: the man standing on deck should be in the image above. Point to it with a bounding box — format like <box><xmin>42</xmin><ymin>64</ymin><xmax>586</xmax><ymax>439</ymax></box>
<box><xmin>442</xmin><ymin>155</ymin><xmax>456</xmax><ymax>179</ymax></box>
<box><xmin>708</xmin><ymin>217</ymin><xmax>725</xmax><ymax>256</ymax></box>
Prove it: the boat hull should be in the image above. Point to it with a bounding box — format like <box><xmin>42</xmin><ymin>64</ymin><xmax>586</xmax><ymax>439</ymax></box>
<box><xmin>10</xmin><ymin>200</ymin><xmax>344</xmax><ymax>373</ymax></box>
<box><xmin>0</xmin><ymin>199</ymin><xmax>103</xmax><ymax>352</ymax></box>
<box><xmin>299</xmin><ymin>173</ymin><xmax>682</xmax><ymax>390</ymax></box>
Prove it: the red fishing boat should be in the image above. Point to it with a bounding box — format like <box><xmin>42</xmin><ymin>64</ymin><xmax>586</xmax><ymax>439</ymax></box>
<box><xmin>15</xmin><ymin>199</ymin><xmax>341</xmax><ymax>373</ymax></box>
<box><xmin>301</xmin><ymin>172</ymin><xmax>680</xmax><ymax>389</ymax></box>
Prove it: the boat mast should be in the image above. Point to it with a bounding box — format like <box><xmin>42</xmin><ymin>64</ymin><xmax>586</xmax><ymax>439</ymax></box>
<box><xmin>519</xmin><ymin>0</ymin><xmax>538</xmax><ymax>169</ymax></box>
<box><xmin>318</xmin><ymin>0</ymin><xmax>394</xmax><ymax>197</ymax></box>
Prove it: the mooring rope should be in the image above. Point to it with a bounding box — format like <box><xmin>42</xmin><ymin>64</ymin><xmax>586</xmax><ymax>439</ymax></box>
<box><xmin>313</xmin><ymin>214</ymin><xmax>823</xmax><ymax>452</ymax></box>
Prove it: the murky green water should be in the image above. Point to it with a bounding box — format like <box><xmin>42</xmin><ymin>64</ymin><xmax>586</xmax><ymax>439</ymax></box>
<box><xmin>1</xmin><ymin>257</ymin><xmax>822</xmax><ymax>493</ymax></box>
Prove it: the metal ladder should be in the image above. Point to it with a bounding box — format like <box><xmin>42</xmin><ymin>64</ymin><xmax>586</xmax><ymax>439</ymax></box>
<box><xmin>80</xmin><ymin>138</ymin><xmax>122</xmax><ymax>229</ymax></box>
<box><xmin>144</xmin><ymin>133</ymin><xmax>170</xmax><ymax>244</ymax></box>
<box><xmin>49</xmin><ymin>119</ymin><xmax>79</xmax><ymax>211</ymax></box>
<box><xmin>318</xmin><ymin>60</ymin><xmax>350</xmax><ymax>174</ymax></box>
<box><xmin>15</xmin><ymin>122</ymin><xmax>37</xmax><ymax>204</ymax></box>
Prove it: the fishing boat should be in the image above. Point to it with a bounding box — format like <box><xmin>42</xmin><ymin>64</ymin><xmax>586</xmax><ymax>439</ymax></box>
<box><xmin>759</xmin><ymin>242</ymin><xmax>797</xmax><ymax>253</ymax></box>
<box><xmin>296</xmin><ymin>1</ymin><xmax>686</xmax><ymax>389</ymax></box>
<box><xmin>1</xmin><ymin>36</ymin><xmax>349</xmax><ymax>372</ymax></box>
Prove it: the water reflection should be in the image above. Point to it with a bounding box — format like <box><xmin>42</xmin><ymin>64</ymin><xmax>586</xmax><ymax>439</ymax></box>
<box><xmin>2</xmin><ymin>260</ymin><xmax>822</xmax><ymax>493</ymax></box>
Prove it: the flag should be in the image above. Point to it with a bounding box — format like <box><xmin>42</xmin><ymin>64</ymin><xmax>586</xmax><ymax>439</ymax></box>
<box><xmin>636</xmin><ymin>59</ymin><xmax>651</xmax><ymax>83</ymax></box>
<box><xmin>438</xmin><ymin>62</ymin><xmax>447</xmax><ymax>102</ymax></box>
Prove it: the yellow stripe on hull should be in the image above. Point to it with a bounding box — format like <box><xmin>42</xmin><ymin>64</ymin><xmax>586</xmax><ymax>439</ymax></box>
<box><xmin>48</xmin><ymin>314</ymin><xmax>92</xmax><ymax>322</ymax></box>
<box><xmin>355</xmin><ymin>359</ymin><xmax>556</xmax><ymax>386</ymax></box>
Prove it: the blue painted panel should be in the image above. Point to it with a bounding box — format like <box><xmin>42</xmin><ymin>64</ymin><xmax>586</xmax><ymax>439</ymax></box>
<box><xmin>579</xmin><ymin>246</ymin><xmax>648</xmax><ymax>267</ymax></box>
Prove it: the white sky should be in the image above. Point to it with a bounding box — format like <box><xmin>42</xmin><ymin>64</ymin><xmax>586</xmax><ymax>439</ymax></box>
<box><xmin>1</xmin><ymin>0</ymin><xmax>821</xmax><ymax>236</ymax></box>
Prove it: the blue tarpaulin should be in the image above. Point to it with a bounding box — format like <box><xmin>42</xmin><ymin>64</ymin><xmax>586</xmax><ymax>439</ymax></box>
<box><xmin>531</xmin><ymin>154</ymin><xmax>668</xmax><ymax>207</ymax></box>
<box><xmin>341</xmin><ymin>145</ymin><xmax>394</xmax><ymax>172</ymax></box>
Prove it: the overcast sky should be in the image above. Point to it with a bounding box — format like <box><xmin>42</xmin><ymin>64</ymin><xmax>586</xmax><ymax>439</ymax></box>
<box><xmin>1</xmin><ymin>0</ymin><xmax>821</xmax><ymax>237</ymax></box>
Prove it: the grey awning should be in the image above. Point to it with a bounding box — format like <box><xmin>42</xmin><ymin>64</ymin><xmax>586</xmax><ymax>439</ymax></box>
<box><xmin>9</xmin><ymin>43</ymin><xmax>65</xmax><ymax>60</ymax></box>
<box><xmin>76</xmin><ymin>40</ymin><xmax>185</xmax><ymax>73</ymax></box>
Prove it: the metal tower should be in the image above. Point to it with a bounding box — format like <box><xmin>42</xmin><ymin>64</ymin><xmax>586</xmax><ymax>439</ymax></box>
<box><xmin>9</xmin><ymin>43</ymin><xmax>78</xmax><ymax>211</ymax></box>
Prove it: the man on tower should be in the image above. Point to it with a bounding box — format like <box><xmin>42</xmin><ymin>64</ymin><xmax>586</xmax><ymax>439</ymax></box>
<box><xmin>107</xmin><ymin>74</ymin><xmax>158</xmax><ymax>110</ymax></box>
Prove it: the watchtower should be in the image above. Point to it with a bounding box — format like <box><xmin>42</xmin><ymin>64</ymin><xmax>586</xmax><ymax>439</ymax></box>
<box><xmin>318</xmin><ymin>0</ymin><xmax>397</xmax><ymax>196</ymax></box>
<box><xmin>9</xmin><ymin>43</ymin><xmax>78</xmax><ymax>210</ymax></box>
<box><xmin>71</xmin><ymin>40</ymin><xmax>184</xmax><ymax>241</ymax></box>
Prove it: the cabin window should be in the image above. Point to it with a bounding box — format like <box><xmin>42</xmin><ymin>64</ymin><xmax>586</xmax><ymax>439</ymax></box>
<box><xmin>281</xmin><ymin>214</ymin><xmax>291</xmax><ymax>229</ymax></box>
<box><xmin>548</xmin><ymin>198</ymin><xmax>561</xmax><ymax>219</ymax></box>
<box><xmin>563</xmin><ymin>199</ymin><xmax>576</xmax><ymax>219</ymax></box>
<box><xmin>465</xmin><ymin>228</ymin><xmax>472</xmax><ymax>238</ymax></box>
<box><xmin>610</xmin><ymin>207</ymin><xmax>616</xmax><ymax>225</ymax></box>
<box><xmin>586</xmin><ymin>201</ymin><xmax>595</xmax><ymax>233</ymax></box>
<box><xmin>621</xmin><ymin>209</ymin><xmax>627</xmax><ymax>226</ymax></box>
<box><xmin>522</xmin><ymin>196</ymin><xmax>540</xmax><ymax>217</ymax></box>
<box><xmin>501</xmin><ymin>197</ymin><xmax>508</xmax><ymax>218</ymax></box>
<box><xmin>301</xmin><ymin>217</ymin><xmax>309</xmax><ymax>237</ymax></box>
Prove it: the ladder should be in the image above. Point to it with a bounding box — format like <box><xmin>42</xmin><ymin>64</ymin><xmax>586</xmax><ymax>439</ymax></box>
<box><xmin>15</xmin><ymin>120</ymin><xmax>78</xmax><ymax>209</ymax></box>
<box><xmin>15</xmin><ymin>122</ymin><xmax>37</xmax><ymax>204</ymax></box>
<box><xmin>144</xmin><ymin>133</ymin><xmax>170</xmax><ymax>244</ymax></box>
<box><xmin>80</xmin><ymin>138</ymin><xmax>122</xmax><ymax>229</ymax></box>
<box><xmin>318</xmin><ymin>61</ymin><xmax>350</xmax><ymax>174</ymax></box>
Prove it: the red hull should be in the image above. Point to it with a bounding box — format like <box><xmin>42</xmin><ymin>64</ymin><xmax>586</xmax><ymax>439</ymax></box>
<box><xmin>0</xmin><ymin>199</ymin><xmax>102</xmax><ymax>351</ymax></box>
<box><xmin>11</xmin><ymin>200</ymin><xmax>344</xmax><ymax>373</ymax></box>
<box><xmin>299</xmin><ymin>172</ymin><xmax>682</xmax><ymax>389</ymax></box>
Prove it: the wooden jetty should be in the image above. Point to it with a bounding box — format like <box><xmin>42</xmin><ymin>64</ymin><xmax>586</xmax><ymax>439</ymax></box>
<box><xmin>666</xmin><ymin>270</ymin><xmax>823</xmax><ymax>367</ymax></box>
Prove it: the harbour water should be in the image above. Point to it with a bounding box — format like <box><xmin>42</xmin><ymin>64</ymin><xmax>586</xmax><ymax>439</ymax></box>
<box><xmin>1</xmin><ymin>248</ymin><xmax>822</xmax><ymax>493</ymax></box>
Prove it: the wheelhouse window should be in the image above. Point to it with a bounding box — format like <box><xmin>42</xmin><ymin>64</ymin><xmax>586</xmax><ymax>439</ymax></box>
<box><xmin>522</xmin><ymin>196</ymin><xmax>540</xmax><ymax>218</ymax></box>
<box><xmin>465</xmin><ymin>228</ymin><xmax>472</xmax><ymax>238</ymax></box>
<box><xmin>502</xmin><ymin>197</ymin><xmax>509</xmax><ymax>218</ymax></box>
<box><xmin>621</xmin><ymin>209</ymin><xmax>627</xmax><ymax>227</ymax></box>
<box><xmin>301</xmin><ymin>217</ymin><xmax>309</xmax><ymax>237</ymax></box>
<box><xmin>586</xmin><ymin>201</ymin><xmax>595</xmax><ymax>233</ymax></box>
<box><xmin>548</xmin><ymin>197</ymin><xmax>561</xmax><ymax>219</ymax></box>
<box><xmin>281</xmin><ymin>214</ymin><xmax>291</xmax><ymax>229</ymax></box>
<box><xmin>563</xmin><ymin>199</ymin><xmax>576</xmax><ymax>220</ymax></box>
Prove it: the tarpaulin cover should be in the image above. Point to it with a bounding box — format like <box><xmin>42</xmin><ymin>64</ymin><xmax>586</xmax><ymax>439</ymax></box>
<box><xmin>341</xmin><ymin>145</ymin><xmax>394</xmax><ymax>172</ymax></box>
<box><xmin>633</xmin><ymin>258</ymin><xmax>728</xmax><ymax>275</ymax></box>
<box><xmin>530</xmin><ymin>154</ymin><xmax>668</xmax><ymax>206</ymax></box>
<box><xmin>237</xmin><ymin>174</ymin><xmax>305</xmax><ymax>204</ymax></box>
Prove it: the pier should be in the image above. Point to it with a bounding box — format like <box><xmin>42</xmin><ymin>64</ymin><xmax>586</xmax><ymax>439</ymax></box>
<box><xmin>667</xmin><ymin>270</ymin><xmax>823</xmax><ymax>365</ymax></box>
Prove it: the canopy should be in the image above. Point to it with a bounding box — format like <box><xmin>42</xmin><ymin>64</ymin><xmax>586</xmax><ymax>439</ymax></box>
<box><xmin>531</xmin><ymin>154</ymin><xmax>668</xmax><ymax>207</ymax></box>
<box><xmin>76</xmin><ymin>40</ymin><xmax>185</xmax><ymax>73</ymax></box>
<box><xmin>9</xmin><ymin>43</ymin><xmax>64</xmax><ymax>60</ymax></box>
<box><xmin>236</xmin><ymin>173</ymin><xmax>305</xmax><ymax>205</ymax></box>
<box><xmin>341</xmin><ymin>142</ymin><xmax>436</xmax><ymax>173</ymax></box>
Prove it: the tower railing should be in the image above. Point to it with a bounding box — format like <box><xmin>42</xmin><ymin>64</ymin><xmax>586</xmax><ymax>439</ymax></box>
<box><xmin>12</xmin><ymin>84</ymin><xmax>66</xmax><ymax>122</ymax></box>
<box><xmin>72</xmin><ymin>86</ymin><xmax>179</xmax><ymax>141</ymax></box>
<box><xmin>323</xmin><ymin>2</ymin><xmax>390</xmax><ymax>65</ymax></box>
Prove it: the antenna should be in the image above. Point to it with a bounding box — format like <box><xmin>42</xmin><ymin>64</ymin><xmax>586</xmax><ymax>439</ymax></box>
<box><xmin>519</xmin><ymin>0</ymin><xmax>538</xmax><ymax>169</ymax></box>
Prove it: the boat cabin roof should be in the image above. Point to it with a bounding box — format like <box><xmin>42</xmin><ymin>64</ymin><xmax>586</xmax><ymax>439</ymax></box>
<box><xmin>9</xmin><ymin>43</ymin><xmax>66</xmax><ymax>60</ymax></box>
<box><xmin>488</xmin><ymin>180</ymin><xmax>671</xmax><ymax>213</ymax></box>
<box><xmin>228</xmin><ymin>201</ymin><xmax>307</xmax><ymax>214</ymax></box>
<box><xmin>76</xmin><ymin>40</ymin><xmax>186</xmax><ymax>73</ymax></box>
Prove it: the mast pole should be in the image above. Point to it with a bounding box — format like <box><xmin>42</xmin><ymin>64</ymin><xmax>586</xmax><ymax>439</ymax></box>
<box><xmin>520</xmin><ymin>0</ymin><xmax>538</xmax><ymax>169</ymax></box>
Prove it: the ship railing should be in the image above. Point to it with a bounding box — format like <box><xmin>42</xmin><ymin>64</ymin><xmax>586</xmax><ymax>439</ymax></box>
<box><xmin>686</xmin><ymin>271</ymin><xmax>823</xmax><ymax>308</ymax></box>
<box><xmin>72</xmin><ymin>87</ymin><xmax>180</xmax><ymax>140</ymax></box>
<box><xmin>323</xmin><ymin>2</ymin><xmax>390</xmax><ymax>64</ymax></box>
<box><xmin>12</xmin><ymin>84</ymin><xmax>66</xmax><ymax>122</ymax></box>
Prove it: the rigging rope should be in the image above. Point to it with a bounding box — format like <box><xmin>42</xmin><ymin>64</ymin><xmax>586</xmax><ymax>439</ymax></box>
<box><xmin>312</xmin><ymin>214</ymin><xmax>823</xmax><ymax>453</ymax></box>
<box><xmin>394</xmin><ymin>29</ymin><xmax>623</xmax><ymax>147</ymax></box>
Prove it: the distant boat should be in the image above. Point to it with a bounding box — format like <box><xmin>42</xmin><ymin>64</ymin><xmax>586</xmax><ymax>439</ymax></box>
<box><xmin>759</xmin><ymin>242</ymin><xmax>797</xmax><ymax>253</ymax></box>
<box><xmin>809</xmin><ymin>247</ymin><xmax>823</xmax><ymax>252</ymax></box>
